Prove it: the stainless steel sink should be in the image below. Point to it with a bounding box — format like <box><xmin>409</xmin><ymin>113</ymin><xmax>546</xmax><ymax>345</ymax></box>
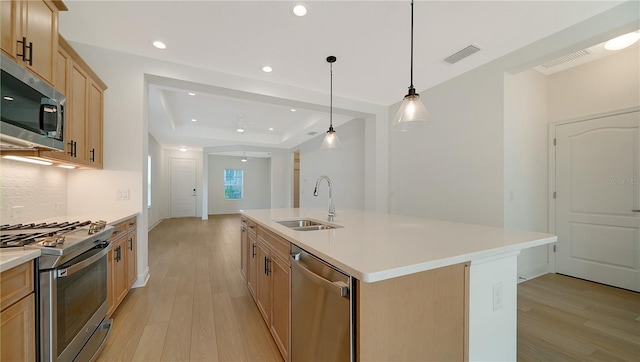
<box><xmin>275</xmin><ymin>219</ymin><xmax>342</xmax><ymax>231</ymax></box>
<box><xmin>276</xmin><ymin>219</ymin><xmax>322</xmax><ymax>228</ymax></box>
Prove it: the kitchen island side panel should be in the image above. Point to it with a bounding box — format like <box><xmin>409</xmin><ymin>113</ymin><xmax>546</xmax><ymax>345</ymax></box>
<box><xmin>357</xmin><ymin>262</ymin><xmax>469</xmax><ymax>361</ymax></box>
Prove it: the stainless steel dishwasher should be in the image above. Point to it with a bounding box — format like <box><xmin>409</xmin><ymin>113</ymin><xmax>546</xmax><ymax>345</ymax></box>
<box><xmin>290</xmin><ymin>245</ymin><xmax>355</xmax><ymax>361</ymax></box>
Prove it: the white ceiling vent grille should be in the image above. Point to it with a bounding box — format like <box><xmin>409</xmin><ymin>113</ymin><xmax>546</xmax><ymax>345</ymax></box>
<box><xmin>540</xmin><ymin>49</ymin><xmax>591</xmax><ymax>69</ymax></box>
<box><xmin>443</xmin><ymin>45</ymin><xmax>481</xmax><ymax>64</ymax></box>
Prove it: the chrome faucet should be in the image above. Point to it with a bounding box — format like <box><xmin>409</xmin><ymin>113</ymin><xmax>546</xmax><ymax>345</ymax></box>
<box><xmin>313</xmin><ymin>175</ymin><xmax>335</xmax><ymax>221</ymax></box>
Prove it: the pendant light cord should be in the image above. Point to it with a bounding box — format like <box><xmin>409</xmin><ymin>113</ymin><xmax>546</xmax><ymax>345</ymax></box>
<box><xmin>410</xmin><ymin>0</ymin><xmax>414</xmax><ymax>90</ymax></box>
<box><xmin>330</xmin><ymin>61</ymin><xmax>333</xmax><ymax>129</ymax></box>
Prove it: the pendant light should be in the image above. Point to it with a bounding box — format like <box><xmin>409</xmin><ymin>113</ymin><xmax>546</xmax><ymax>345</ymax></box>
<box><xmin>321</xmin><ymin>56</ymin><xmax>341</xmax><ymax>149</ymax></box>
<box><xmin>391</xmin><ymin>0</ymin><xmax>431</xmax><ymax>131</ymax></box>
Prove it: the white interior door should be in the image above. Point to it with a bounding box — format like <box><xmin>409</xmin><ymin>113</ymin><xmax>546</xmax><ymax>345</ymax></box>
<box><xmin>555</xmin><ymin>111</ymin><xmax>640</xmax><ymax>291</ymax></box>
<box><xmin>171</xmin><ymin>158</ymin><xmax>196</xmax><ymax>218</ymax></box>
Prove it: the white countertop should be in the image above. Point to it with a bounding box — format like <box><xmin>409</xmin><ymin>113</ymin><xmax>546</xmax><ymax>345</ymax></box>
<box><xmin>0</xmin><ymin>212</ymin><xmax>138</xmax><ymax>273</ymax></box>
<box><xmin>241</xmin><ymin>208</ymin><xmax>557</xmax><ymax>283</ymax></box>
<box><xmin>0</xmin><ymin>249</ymin><xmax>40</xmax><ymax>273</ymax></box>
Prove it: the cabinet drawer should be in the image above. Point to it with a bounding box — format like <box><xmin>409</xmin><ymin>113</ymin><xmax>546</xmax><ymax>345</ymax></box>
<box><xmin>109</xmin><ymin>221</ymin><xmax>128</xmax><ymax>241</ymax></box>
<box><xmin>0</xmin><ymin>261</ymin><xmax>34</xmax><ymax>312</ymax></box>
<box><xmin>125</xmin><ymin>217</ymin><xmax>137</xmax><ymax>230</ymax></box>
<box><xmin>257</xmin><ymin>227</ymin><xmax>291</xmax><ymax>266</ymax></box>
<box><xmin>242</xmin><ymin>216</ymin><xmax>257</xmax><ymax>234</ymax></box>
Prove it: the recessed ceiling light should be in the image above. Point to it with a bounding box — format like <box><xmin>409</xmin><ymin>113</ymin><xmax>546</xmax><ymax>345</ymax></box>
<box><xmin>269</xmin><ymin>127</ymin><xmax>274</xmax><ymax>131</ymax></box>
<box><xmin>191</xmin><ymin>118</ymin><xmax>197</xmax><ymax>122</ymax></box>
<box><xmin>241</xmin><ymin>157</ymin><xmax>248</xmax><ymax>162</ymax></box>
<box><xmin>152</xmin><ymin>41</ymin><xmax>167</xmax><ymax>49</ymax></box>
<box><xmin>237</xmin><ymin>126</ymin><xmax>245</xmax><ymax>133</ymax></box>
<box><xmin>292</xmin><ymin>4</ymin><xmax>307</xmax><ymax>17</ymax></box>
<box><xmin>3</xmin><ymin>96</ymin><xmax>14</xmax><ymax>101</ymax></box>
<box><xmin>262</xmin><ymin>66</ymin><xmax>273</xmax><ymax>73</ymax></box>
<box><xmin>605</xmin><ymin>32</ymin><xmax>640</xmax><ymax>50</ymax></box>
<box><xmin>290</xmin><ymin>108</ymin><xmax>296</xmax><ymax>112</ymax></box>
<box><xmin>188</xmin><ymin>92</ymin><xmax>196</xmax><ymax>96</ymax></box>
<box><xmin>179</xmin><ymin>147</ymin><xmax>188</xmax><ymax>152</ymax></box>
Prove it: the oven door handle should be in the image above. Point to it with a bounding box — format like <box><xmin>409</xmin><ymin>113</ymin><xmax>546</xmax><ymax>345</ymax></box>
<box><xmin>57</xmin><ymin>246</ymin><xmax>109</xmax><ymax>278</ymax></box>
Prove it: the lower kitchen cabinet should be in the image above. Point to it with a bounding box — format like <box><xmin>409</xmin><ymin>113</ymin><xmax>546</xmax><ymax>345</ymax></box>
<box><xmin>108</xmin><ymin>231</ymin><xmax>128</xmax><ymax>317</ymax></box>
<box><xmin>107</xmin><ymin>216</ymin><xmax>137</xmax><ymax>317</ymax></box>
<box><xmin>240</xmin><ymin>217</ymin><xmax>291</xmax><ymax>361</ymax></box>
<box><xmin>0</xmin><ymin>261</ymin><xmax>36</xmax><ymax>362</ymax></box>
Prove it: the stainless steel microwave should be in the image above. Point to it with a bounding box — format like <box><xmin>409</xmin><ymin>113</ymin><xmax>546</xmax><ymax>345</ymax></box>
<box><xmin>1</xmin><ymin>53</ymin><xmax>65</xmax><ymax>151</ymax></box>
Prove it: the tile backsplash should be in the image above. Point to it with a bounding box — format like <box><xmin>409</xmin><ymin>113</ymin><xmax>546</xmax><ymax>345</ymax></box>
<box><xmin>0</xmin><ymin>159</ymin><xmax>68</xmax><ymax>224</ymax></box>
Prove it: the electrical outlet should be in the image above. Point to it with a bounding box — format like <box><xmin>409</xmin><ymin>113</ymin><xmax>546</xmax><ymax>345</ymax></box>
<box><xmin>493</xmin><ymin>283</ymin><xmax>504</xmax><ymax>311</ymax></box>
<box><xmin>116</xmin><ymin>189</ymin><xmax>130</xmax><ymax>200</ymax></box>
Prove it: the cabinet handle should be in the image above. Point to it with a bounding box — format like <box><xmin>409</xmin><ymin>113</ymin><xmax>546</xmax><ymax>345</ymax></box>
<box><xmin>266</xmin><ymin>257</ymin><xmax>271</xmax><ymax>276</ymax></box>
<box><xmin>16</xmin><ymin>37</ymin><xmax>27</xmax><ymax>62</ymax></box>
<box><xmin>128</xmin><ymin>237</ymin><xmax>133</xmax><ymax>251</ymax></box>
<box><xmin>67</xmin><ymin>141</ymin><xmax>74</xmax><ymax>156</ymax></box>
<box><xmin>25</xmin><ymin>41</ymin><xmax>33</xmax><ymax>66</ymax></box>
<box><xmin>251</xmin><ymin>243</ymin><xmax>256</xmax><ymax>258</ymax></box>
<box><xmin>90</xmin><ymin>148</ymin><xmax>95</xmax><ymax>162</ymax></box>
<box><xmin>117</xmin><ymin>246</ymin><xmax>122</xmax><ymax>262</ymax></box>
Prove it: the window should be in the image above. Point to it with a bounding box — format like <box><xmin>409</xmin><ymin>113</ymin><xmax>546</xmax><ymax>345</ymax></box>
<box><xmin>224</xmin><ymin>169</ymin><xmax>243</xmax><ymax>200</ymax></box>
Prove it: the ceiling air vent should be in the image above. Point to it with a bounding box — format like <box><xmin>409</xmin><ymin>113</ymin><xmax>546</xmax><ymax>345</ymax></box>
<box><xmin>540</xmin><ymin>49</ymin><xmax>591</xmax><ymax>69</ymax></box>
<box><xmin>443</xmin><ymin>45</ymin><xmax>481</xmax><ymax>64</ymax></box>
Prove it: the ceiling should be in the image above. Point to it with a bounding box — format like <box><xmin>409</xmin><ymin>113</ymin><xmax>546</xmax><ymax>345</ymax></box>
<box><xmin>58</xmin><ymin>1</ymin><xmax>625</xmax><ymax>153</ymax></box>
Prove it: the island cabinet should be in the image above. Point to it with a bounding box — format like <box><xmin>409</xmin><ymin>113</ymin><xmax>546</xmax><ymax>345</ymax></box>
<box><xmin>357</xmin><ymin>261</ymin><xmax>470</xmax><ymax>361</ymax></box>
<box><xmin>240</xmin><ymin>217</ymin><xmax>291</xmax><ymax>361</ymax></box>
<box><xmin>107</xmin><ymin>216</ymin><xmax>137</xmax><ymax>316</ymax></box>
<box><xmin>1</xmin><ymin>0</ymin><xmax>66</xmax><ymax>86</ymax></box>
<box><xmin>0</xmin><ymin>260</ymin><xmax>36</xmax><ymax>362</ymax></box>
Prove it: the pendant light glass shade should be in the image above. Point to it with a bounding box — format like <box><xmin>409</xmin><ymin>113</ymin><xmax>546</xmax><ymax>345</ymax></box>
<box><xmin>321</xmin><ymin>126</ymin><xmax>342</xmax><ymax>149</ymax></box>
<box><xmin>391</xmin><ymin>89</ymin><xmax>431</xmax><ymax>131</ymax></box>
<box><xmin>392</xmin><ymin>0</ymin><xmax>431</xmax><ymax>130</ymax></box>
<box><xmin>322</xmin><ymin>55</ymin><xmax>340</xmax><ymax>149</ymax></box>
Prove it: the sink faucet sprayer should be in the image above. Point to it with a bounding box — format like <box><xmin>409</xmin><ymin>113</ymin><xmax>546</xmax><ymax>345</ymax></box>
<box><xmin>313</xmin><ymin>175</ymin><xmax>335</xmax><ymax>221</ymax></box>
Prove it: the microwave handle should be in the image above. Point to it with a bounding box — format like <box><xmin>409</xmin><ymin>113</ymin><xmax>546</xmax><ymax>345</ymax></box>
<box><xmin>56</xmin><ymin>246</ymin><xmax>109</xmax><ymax>278</ymax></box>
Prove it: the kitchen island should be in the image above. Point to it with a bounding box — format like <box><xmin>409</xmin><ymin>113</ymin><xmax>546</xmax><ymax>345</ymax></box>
<box><xmin>241</xmin><ymin>208</ymin><xmax>557</xmax><ymax>361</ymax></box>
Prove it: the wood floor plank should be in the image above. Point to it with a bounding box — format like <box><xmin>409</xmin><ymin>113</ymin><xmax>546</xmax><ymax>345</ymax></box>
<box><xmin>131</xmin><ymin>322</ymin><xmax>169</xmax><ymax>362</ymax></box>
<box><xmin>518</xmin><ymin>273</ymin><xmax>640</xmax><ymax>361</ymax></box>
<box><xmin>190</xmin><ymin>283</ymin><xmax>219</xmax><ymax>362</ymax></box>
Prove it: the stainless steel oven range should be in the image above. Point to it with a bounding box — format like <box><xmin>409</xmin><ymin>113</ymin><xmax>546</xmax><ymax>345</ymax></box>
<box><xmin>1</xmin><ymin>220</ymin><xmax>114</xmax><ymax>362</ymax></box>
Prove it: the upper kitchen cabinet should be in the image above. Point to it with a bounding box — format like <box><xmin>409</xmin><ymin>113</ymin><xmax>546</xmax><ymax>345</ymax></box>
<box><xmin>40</xmin><ymin>36</ymin><xmax>107</xmax><ymax>169</ymax></box>
<box><xmin>0</xmin><ymin>0</ymin><xmax>67</xmax><ymax>86</ymax></box>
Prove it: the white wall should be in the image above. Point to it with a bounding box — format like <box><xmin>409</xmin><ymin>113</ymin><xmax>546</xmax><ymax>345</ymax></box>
<box><xmin>298</xmin><ymin>119</ymin><xmax>366</xmax><ymax>210</ymax></box>
<box><xmin>148</xmin><ymin>134</ymin><xmax>169</xmax><ymax>229</ymax></box>
<box><xmin>207</xmin><ymin>155</ymin><xmax>271</xmax><ymax>214</ymax></box>
<box><xmin>504</xmin><ymin>69</ymin><xmax>550</xmax><ymax>280</ymax></box>
<box><xmin>0</xmin><ymin>159</ymin><xmax>68</xmax><ymax>224</ymax></box>
<box><xmin>548</xmin><ymin>45</ymin><xmax>640</xmax><ymax>122</ymax></box>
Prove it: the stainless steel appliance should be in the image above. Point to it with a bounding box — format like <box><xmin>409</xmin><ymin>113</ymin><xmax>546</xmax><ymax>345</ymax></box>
<box><xmin>1</xmin><ymin>220</ymin><xmax>114</xmax><ymax>362</ymax></box>
<box><xmin>1</xmin><ymin>53</ymin><xmax>65</xmax><ymax>151</ymax></box>
<box><xmin>290</xmin><ymin>245</ymin><xmax>355</xmax><ymax>361</ymax></box>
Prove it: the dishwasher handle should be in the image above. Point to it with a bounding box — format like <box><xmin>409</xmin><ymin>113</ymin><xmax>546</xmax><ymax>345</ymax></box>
<box><xmin>291</xmin><ymin>253</ymin><xmax>349</xmax><ymax>297</ymax></box>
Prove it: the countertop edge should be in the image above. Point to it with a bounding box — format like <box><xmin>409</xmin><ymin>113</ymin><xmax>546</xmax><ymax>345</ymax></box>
<box><xmin>0</xmin><ymin>249</ymin><xmax>41</xmax><ymax>273</ymax></box>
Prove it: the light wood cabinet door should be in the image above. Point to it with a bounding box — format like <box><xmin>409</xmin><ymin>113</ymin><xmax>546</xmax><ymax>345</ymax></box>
<box><xmin>1</xmin><ymin>0</ymin><xmax>20</xmax><ymax>62</ymax></box>
<box><xmin>22</xmin><ymin>0</ymin><xmax>58</xmax><ymax>84</ymax></box>
<box><xmin>0</xmin><ymin>293</ymin><xmax>35</xmax><ymax>362</ymax></box>
<box><xmin>68</xmin><ymin>62</ymin><xmax>88</xmax><ymax>164</ymax></box>
<box><xmin>247</xmin><ymin>231</ymin><xmax>258</xmax><ymax>299</ymax></box>
<box><xmin>240</xmin><ymin>227</ymin><xmax>248</xmax><ymax>279</ymax></box>
<box><xmin>108</xmin><ymin>234</ymin><xmax>128</xmax><ymax>317</ymax></box>
<box><xmin>270</xmin><ymin>254</ymin><xmax>290</xmax><ymax>361</ymax></box>
<box><xmin>87</xmin><ymin>79</ymin><xmax>103</xmax><ymax>168</ymax></box>
<box><xmin>255</xmin><ymin>240</ymin><xmax>271</xmax><ymax>324</ymax></box>
<box><xmin>126</xmin><ymin>228</ymin><xmax>137</xmax><ymax>288</ymax></box>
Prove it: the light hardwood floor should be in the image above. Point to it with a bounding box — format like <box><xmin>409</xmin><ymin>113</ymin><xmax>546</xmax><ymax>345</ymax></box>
<box><xmin>98</xmin><ymin>215</ymin><xmax>639</xmax><ymax>361</ymax></box>
<box><xmin>518</xmin><ymin>273</ymin><xmax>640</xmax><ymax>361</ymax></box>
<box><xmin>96</xmin><ymin>215</ymin><xmax>282</xmax><ymax>362</ymax></box>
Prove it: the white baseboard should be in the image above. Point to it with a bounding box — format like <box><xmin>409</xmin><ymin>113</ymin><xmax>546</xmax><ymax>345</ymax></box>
<box><xmin>148</xmin><ymin>218</ymin><xmax>165</xmax><ymax>231</ymax></box>
<box><xmin>517</xmin><ymin>263</ymin><xmax>550</xmax><ymax>283</ymax></box>
<box><xmin>132</xmin><ymin>266</ymin><xmax>150</xmax><ymax>288</ymax></box>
